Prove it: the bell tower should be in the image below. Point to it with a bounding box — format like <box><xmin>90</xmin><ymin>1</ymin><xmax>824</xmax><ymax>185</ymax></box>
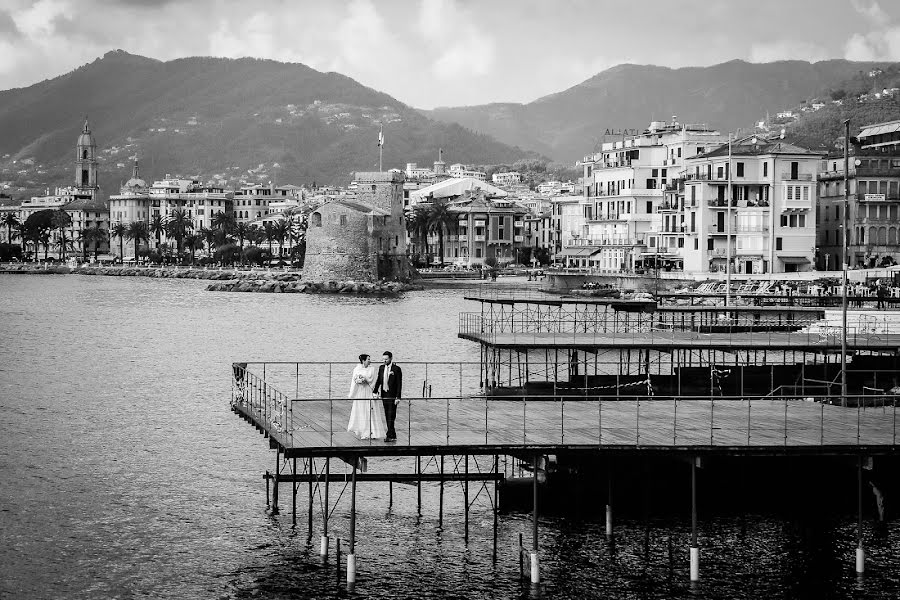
<box><xmin>75</xmin><ymin>117</ymin><xmax>98</xmax><ymax>194</ymax></box>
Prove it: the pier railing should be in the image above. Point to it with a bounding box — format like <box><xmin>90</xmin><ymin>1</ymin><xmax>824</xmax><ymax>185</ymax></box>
<box><xmin>458</xmin><ymin>312</ymin><xmax>897</xmax><ymax>349</ymax></box>
<box><xmin>232</xmin><ymin>363</ymin><xmax>899</xmax><ymax>450</ymax></box>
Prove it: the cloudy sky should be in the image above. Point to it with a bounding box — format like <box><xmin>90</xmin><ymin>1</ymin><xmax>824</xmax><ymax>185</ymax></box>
<box><xmin>1</xmin><ymin>0</ymin><xmax>899</xmax><ymax>108</ymax></box>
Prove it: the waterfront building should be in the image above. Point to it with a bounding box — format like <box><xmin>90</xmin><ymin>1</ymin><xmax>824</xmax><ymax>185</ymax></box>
<box><xmin>234</xmin><ymin>183</ymin><xmax>273</xmax><ymax>223</ymax></box>
<box><xmin>435</xmin><ymin>189</ymin><xmax>528</xmax><ymax>266</ymax></box>
<box><xmin>408</xmin><ymin>177</ymin><xmax>507</xmax><ymax>207</ymax></box>
<box><xmin>108</xmin><ymin>160</ymin><xmax>150</xmax><ymax>257</ymax></box>
<box><xmin>550</xmin><ymin>194</ymin><xmax>584</xmax><ymax>265</ymax></box>
<box><xmin>492</xmin><ymin>171</ymin><xmax>522</xmax><ymax>186</ymax></box>
<box><xmin>664</xmin><ymin>137</ymin><xmax>824</xmax><ymax>274</ymax></box>
<box><xmin>304</xmin><ymin>171</ymin><xmax>409</xmax><ymax>281</ymax></box>
<box><xmin>576</xmin><ymin>118</ymin><xmax>728</xmax><ymax>271</ymax></box>
<box><xmin>817</xmin><ymin>121</ymin><xmax>900</xmax><ymax>270</ymax></box>
<box><xmin>448</xmin><ymin>163</ymin><xmax>487</xmax><ymax>181</ymax></box>
<box><xmin>65</xmin><ymin>195</ymin><xmax>110</xmax><ymax>258</ymax></box>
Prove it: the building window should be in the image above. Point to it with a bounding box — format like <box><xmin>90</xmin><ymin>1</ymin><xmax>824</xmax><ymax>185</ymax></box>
<box><xmin>736</xmin><ymin>162</ymin><xmax>744</xmax><ymax>177</ymax></box>
<box><xmin>339</xmin><ymin>214</ymin><xmax>347</xmax><ymax>226</ymax></box>
<box><xmin>694</xmin><ymin>238</ymin><xmax>699</xmax><ymax>250</ymax></box>
<box><xmin>312</xmin><ymin>213</ymin><xmax>322</xmax><ymax>227</ymax></box>
<box><xmin>763</xmin><ymin>162</ymin><xmax>768</xmax><ymax>177</ymax></box>
<box><xmin>776</xmin><ymin>237</ymin><xmax>783</xmax><ymax>250</ymax></box>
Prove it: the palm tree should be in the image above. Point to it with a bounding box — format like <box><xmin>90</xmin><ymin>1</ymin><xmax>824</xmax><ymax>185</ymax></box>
<box><xmin>79</xmin><ymin>226</ymin><xmax>105</xmax><ymax>261</ymax></box>
<box><xmin>126</xmin><ymin>220</ymin><xmax>150</xmax><ymax>261</ymax></box>
<box><xmin>273</xmin><ymin>219</ymin><xmax>290</xmax><ymax>258</ymax></box>
<box><xmin>165</xmin><ymin>209</ymin><xmax>192</xmax><ymax>259</ymax></box>
<box><xmin>212</xmin><ymin>211</ymin><xmax>234</xmax><ymax>234</ymax></box>
<box><xmin>149</xmin><ymin>214</ymin><xmax>165</xmax><ymax>249</ymax></box>
<box><xmin>14</xmin><ymin>221</ymin><xmax>30</xmax><ymax>260</ymax></box>
<box><xmin>183</xmin><ymin>233</ymin><xmax>202</xmax><ymax>264</ymax></box>
<box><xmin>111</xmin><ymin>222</ymin><xmax>127</xmax><ymax>261</ymax></box>
<box><xmin>427</xmin><ymin>200</ymin><xmax>455</xmax><ymax>266</ymax></box>
<box><xmin>263</xmin><ymin>221</ymin><xmax>275</xmax><ymax>258</ymax></box>
<box><xmin>199</xmin><ymin>225</ymin><xmax>217</xmax><ymax>256</ymax></box>
<box><xmin>2</xmin><ymin>213</ymin><xmax>19</xmax><ymax>250</ymax></box>
<box><xmin>406</xmin><ymin>205</ymin><xmax>430</xmax><ymax>256</ymax></box>
<box><xmin>51</xmin><ymin>209</ymin><xmax>72</xmax><ymax>261</ymax></box>
<box><xmin>234</xmin><ymin>222</ymin><xmax>249</xmax><ymax>250</ymax></box>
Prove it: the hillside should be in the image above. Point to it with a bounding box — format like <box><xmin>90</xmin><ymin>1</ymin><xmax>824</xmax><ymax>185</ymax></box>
<box><xmin>424</xmin><ymin>60</ymin><xmax>896</xmax><ymax>162</ymax></box>
<box><xmin>0</xmin><ymin>50</ymin><xmax>536</xmax><ymax>194</ymax></box>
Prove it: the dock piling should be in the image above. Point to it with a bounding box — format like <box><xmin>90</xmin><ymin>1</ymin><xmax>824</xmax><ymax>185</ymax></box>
<box><xmin>308</xmin><ymin>457</ymin><xmax>314</xmax><ymax>538</ymax></box>
<box><xmin>322</xmin><ymin>457</ymin><xmax>330</xmax><ymax>557</ymax></box>
<box><xmin>348</xmin><ymin>459</ymin><xmax>358</xmax><ymax>585</ymax></box>
<box><xmin>291</xmin><ymin>457</ymin><xmax>297</xmax><ymax>526</ymax></box>
<box><xmin>464</xmin><ymin>454</ymin><xmax>470</xmax><ymax>543</ymax></box>
<box><xmin>857</xmin><ymin>455</ymin><xmax>865</xmax><ymax>575</ymax></box>
<box><xmin>493</xmin><ymin>454</ymin><xmax>499</xmax><ymax>563</ymax></box>
<box><xmin>690</xmin><ymin>457</ymin><xmax>700</xmax><ymax>582</ymax></box>
<box><xmin>531</xmin><ymin>453</ymin><xmax>539</xmax><ymax>584</ymax></box>
<box><xmin>272</xmin><ymin>450</ymin><xmax>280</xmax><ymax>514</ymax></box>
<box><xmin>606</xmin><ymin>470</ymin><xmax>613</xmax><ymax>537</ymax></box>
<box><xmin>439</xmin><ymin>454</ymin><xmax>444</xmax><ymax>527</ymax></box>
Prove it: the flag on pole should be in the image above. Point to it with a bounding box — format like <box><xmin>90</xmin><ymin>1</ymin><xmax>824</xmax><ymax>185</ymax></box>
<box><xmin>378</xmin><ymin>126</ymin><xmax>384</xmax><ymax>147</ymax></box>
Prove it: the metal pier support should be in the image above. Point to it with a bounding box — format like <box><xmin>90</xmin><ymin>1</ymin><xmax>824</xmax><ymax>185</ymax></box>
<box><xmin>272</xmin><ymin>449</ymin><xmax>280</xmax><ymax>514</ymax></box>
<box><xmin>347</xmin><ymin>458</ymin><xmax>358</xmax><ymax>585</ymax></box>
<box><xmin>857</xmin><ymin>455</ymin><xmax>865</xmax><ymax>575</ymax></box>
<box><xmin>690</xmin><ymin>457</ymin><xmax>700</xmax><ymax>582</ymax></box>
<box><xmin>439</xmin><ymin>454</ymin><xmax>444</xmax><ymax>527</ymax></box>
<box><xmin>492</xmin><ymin>454</ymin><xmax>499</xmax><ymax>563</ymax></box>
<box><xmin>416</xmin><ymin>456</ymin><xmax>422</xmax><ymax>516</ymax></box>
<box><xmin>464</xmin><ymin>454</ymin><xmax>470</xmax><ymax>543</ymax></box>
<box><xmin>291</xmin><ymin>457</ymin><xmax>297</xmax><ymax>526</ymax></box>
<box><xmin>606</xmin><ymin>469</ymin><xmax>613</xmax><ymax>537</ymax></box>
<box><xmin>308</xmin><ymin>457</ymin><xmax>314</xmax><ymax>538</ymax></box>
<box><xmin>321</xmin><ymin>457</ymin><xmax>330</xmax><ymax>558</ymax></box>
<box><xmin>531</xmin><ymin>453</ymin><xmax>540</xmax><ymax>584</ymax></box>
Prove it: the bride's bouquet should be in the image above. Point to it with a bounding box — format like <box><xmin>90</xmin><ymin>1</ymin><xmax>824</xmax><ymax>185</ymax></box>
<box><xmin>354</xmin><ymin>373</ymin><xmax>367</xmax><ymax>384</ymax></box>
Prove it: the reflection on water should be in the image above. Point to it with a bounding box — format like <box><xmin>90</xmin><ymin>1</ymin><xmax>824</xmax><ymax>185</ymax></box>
<box><xmin>1</xmin><ymin>274</ymin><xmax>899</xmax><ymax>599</ymax></box>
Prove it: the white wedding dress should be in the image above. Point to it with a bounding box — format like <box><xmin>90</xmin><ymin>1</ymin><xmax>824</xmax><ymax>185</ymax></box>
<box><xmin>347</xmin><ymin>364</ymin><xmax>387</xmax><ymax>439</ymax></box>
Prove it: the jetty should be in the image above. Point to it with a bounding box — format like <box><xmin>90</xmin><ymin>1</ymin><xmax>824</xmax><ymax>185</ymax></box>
<box><xmin>229</xmin><ymin>294</ymin><xmax>900</xmax><ymax>587</ymax></box>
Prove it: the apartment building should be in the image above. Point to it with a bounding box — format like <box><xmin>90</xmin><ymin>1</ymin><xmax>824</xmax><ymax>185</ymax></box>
<box><xmin>664</xmin><ymin>137</ymin><xmax>824</xmax><ymax>275</ymax></box>
<box><xmin>448</xmin><ymin>163</ymin><xmax>487</xmax><ymax>181</ymax></box>
<box><xmin>574</xmin><ymin>119</ymin><xmax>727</xmax><ymax>270</ymax></box>
<box><xmin>817</xmin><ymin>120</ymin><xmax>900</xmax><ymax>269</ymax></box>
<box><xmin>492</xmin><ymin>171</ymin><xmax>522</xmax><ymax>186</ymax></box>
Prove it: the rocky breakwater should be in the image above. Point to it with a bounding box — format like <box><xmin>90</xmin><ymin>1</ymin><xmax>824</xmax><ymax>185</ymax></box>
<box><xmin>0</xmin><ymin>263</ymin><xmax>252</xmax><ymax>280</ymax></box>
<box><xmin>206</xmin><ymin>278</ymin><xmax>421</xmax><ymax>296</ymax></box>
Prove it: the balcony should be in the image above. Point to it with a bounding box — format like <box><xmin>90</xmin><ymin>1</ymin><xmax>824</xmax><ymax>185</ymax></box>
<box><xmin>858</xmin><ymin>192</ymin><xmax>900</xmax><ymax>201</ymax></box>
<box><xmin>514</xmin><ymin>235</ymin><xmax>524</xmax><ymax>242</ymax></box>
<box><xmin>458</xmin><ymin>234</ymin><xmax>468</xmax><ymax>242</ymax></box>
<box><xmin>514</xmin><ymin>221</ymin><xmax>524</xmax><ymax>227</ymax></box>
<box><xmin>781</xmin><ymin>172</ymin><xmax>813</xmax><ymax>181</ymax></box>
<box><xmin>473</xmin><ymin>235</ymin><xmax>486</xmax><ymax>242</ymax></box>
<box><xmin>473</xmin><ymin>220</ymin><xmax>485</xmax><ymax>227</ymax></box>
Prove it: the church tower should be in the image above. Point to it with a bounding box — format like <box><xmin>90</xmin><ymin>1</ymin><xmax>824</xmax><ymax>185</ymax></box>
<box><xmin>75</xmin><ymin>117</ymin><xmax>98</xmax><ymax>195</ymax></box>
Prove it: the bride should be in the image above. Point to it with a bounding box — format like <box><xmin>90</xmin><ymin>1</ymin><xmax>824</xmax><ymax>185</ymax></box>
<box><xmin>347</xmin><ymin>354</ymin><xmax>386</xmax><ymax>440</ymax></box>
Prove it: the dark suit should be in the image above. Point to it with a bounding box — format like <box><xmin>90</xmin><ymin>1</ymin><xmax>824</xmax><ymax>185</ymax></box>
<box><xmin>373</xmin><ymin>363</ymin><xmax>402</xmax><ymax>439</ymax></box>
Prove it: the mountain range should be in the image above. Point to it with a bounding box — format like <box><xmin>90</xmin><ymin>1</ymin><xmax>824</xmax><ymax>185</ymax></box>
<box><xmin>1</xmin><ymin>52</ymin><xmax>897</xmax><ymax>196</ymax></box>
<box><xmin>0</xmin><ymin>50</ymin><xmax>535</xmax><ymax>192</ymax></box>
<box><xmin>424</xmin><ymin>59</ymin><xmax>895</xmax><ymax>162</ymax></box>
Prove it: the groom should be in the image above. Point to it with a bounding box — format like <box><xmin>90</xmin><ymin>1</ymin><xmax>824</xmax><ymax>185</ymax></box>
<box><xmin>372</xmin><ymin>350</ymin><xmax>402</xmax><ymax>442</ymax></box>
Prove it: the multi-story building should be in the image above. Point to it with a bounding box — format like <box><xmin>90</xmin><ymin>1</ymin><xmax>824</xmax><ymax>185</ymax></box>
<box><xmin>233</xmin><ymin>184</ymin><xmax>272</xmax><ymax>223</ymax></box>
<box><xmin>549</xmin><ymin>195</ymin><xmax>582</xmax><ymax>265</ymax></box>
<box><xmin>439</xmin><ymin>191</ymin><xmax>529</xmax><ymax>266</ymax></box>
<box><xmin>817</xmin><ymin>120</ymin><xmax>900</xmax><ymax>269</ymax></box>
<box><xmin>574</xmin><ymin>119</ymin><xmax>727</xmax><ymax>270</ymax></box>
<box><xmin>492</xmin><ymin>171</ymin><xmax>522</xmax><ymax>186</ymax></box>
<box><xmin>664</xmin><ymin>137</ymin><xmax>824</xmax><ymax>275</ymax></box>
<box><xmin>448</xmin><ymin>163</ymin><xmax>487</xmax><ymax>181</ymax></box>
<box><xmin>65</xmin><ymin>195</ymin><xmax>110</xmax><ymax>259</ymax></box>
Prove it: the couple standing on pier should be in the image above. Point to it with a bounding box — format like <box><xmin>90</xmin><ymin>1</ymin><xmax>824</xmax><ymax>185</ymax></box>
<box><xmin>347</xmin><ymin>351</ymin><xmax>402</xmax><ymax>442</ymax></box>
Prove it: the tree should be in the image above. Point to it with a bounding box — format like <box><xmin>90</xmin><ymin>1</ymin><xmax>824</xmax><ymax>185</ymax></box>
<box><xmin>165</xmin><ymin>208</ymin><xmax>193</xmax><ymax>258</ymax></box>
<box><xmin>273</xmin><ymin>219</ymin><xmax>290</xmax><ymax>258</ymax></box>
<box><xmin>212</xmin><ymin>211</ymin><xmax>235</xmax><ymax>234</ymax></box>
<box><xmin>234</xmin><ymin>222</ymin><xmax>249</xmax><ymax>250</ymax></box>
<box><xmin>183</xmin><ymin>233</ymin><xmax>202</xmax><ymax>264</ymax></box>
<box><xmin>14</xmin><ymin>221</ymin><xmax>29</xmax><ymax>259</ymax></box>
<box><xmin>23</xmin><ymin>209</ymin><xmax>56</xmax><ymax>262</ymax></box>
<box><xmin>79</xmin><ymin>226</ymin><xmax>106</xmax><ymax>260</ymax></box>
<box><xmin>149</xmin><ymin>214</ymin><xmax>165</xmax><ymax>249</ymax></box>
<box><xmin>262</xmin><ymin>221</ymin><xmax>276</xmax><ymax>258</ymax></box>
<box><xmin>50</xmin><ymin>210</ymin><xmax>73</xmax><ymax>261</ymax></box>
<box><xmin>198</xmin><ymin>225</ymin><xmax>216</xmax><ymax>256</ymax></box>
<box><xmin>213</xmin><ymin>242</ymin><xmax>241</xmax><ymax>266</ymax></box>
<box><xmin>406</xmin><ymin>205</ymin><xmax>430</xmax><ymax>255</ymax></box>
<box><xmin>2</xmin><ymin>213</ymin><xmax>20</xmax><ymax>252</ymax></box>
<box><xmin>126</xmin><ymin>220</ymin><xmax>150</xmax><ymax>261</ymax></box>
<box><xmin>427</xmin><ymin>200</ymin><xmax>455</xmax><ymax>265</ymax></box>
<box><xmin>110</xmin><ymin>222</ymin><xmax>127</xmax><ymax>261</ymax></box>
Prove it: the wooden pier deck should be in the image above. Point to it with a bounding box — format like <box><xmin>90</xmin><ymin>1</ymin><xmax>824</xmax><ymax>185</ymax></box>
<box><xmin>232</xmin><ymin>394</ymin><xmax>899</xmax><ymax>458</ymax></box>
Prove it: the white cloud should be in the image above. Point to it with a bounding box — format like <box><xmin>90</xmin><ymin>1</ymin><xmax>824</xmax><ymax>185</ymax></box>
<box><xmin>414</xmin><ymin>0</ymin><xmax>495</xmax><ymax>83</ymax></box>
<box><xmin>843</xmin><ymin>0</ymin><xmax>900</xmax><ymax>60</ymax></box>
<box><xmin>749</xmin><ymin>40</ymin><xmax>829</xmax><ymax>63</ymax></box>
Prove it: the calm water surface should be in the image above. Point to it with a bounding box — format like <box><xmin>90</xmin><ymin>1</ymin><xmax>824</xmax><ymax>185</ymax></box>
<box><xmin>1</xmin><ymin>274</ymin><xmax>899</xmax><ymax>599</ymax></box>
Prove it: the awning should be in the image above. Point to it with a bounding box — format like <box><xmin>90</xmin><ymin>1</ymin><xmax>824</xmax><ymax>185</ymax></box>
<box><xmin>556</xmin><ymin>247</ymin><xmax>600</xmax><ymax>258</ymax></box>
<box><xmin>780</xmin><ymin>256</ymin><xmax>811</xmax><ymax>264</ymax></box>
<box><xmin>859</xmin><ymin>121</ymin><xmax>900</xmax><ymax>139</ymax></box>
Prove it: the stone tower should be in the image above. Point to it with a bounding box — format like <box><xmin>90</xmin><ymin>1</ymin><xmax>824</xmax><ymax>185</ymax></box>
<box><xmin>75</xmin><ymin>117</ymin><xmax>98</xmax><ymax>194</ymax></box>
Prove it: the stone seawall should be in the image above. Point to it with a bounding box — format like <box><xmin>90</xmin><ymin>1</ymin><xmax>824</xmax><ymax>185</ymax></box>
<box><xmin>0</xmin><ymin>264</ymin><xmax>421</xmax><ymax>295</ymax></box>
<box><xmin>206</xmin><ymin>279</ymin><xmax>421</xmax><ymax>295</ymax></box>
